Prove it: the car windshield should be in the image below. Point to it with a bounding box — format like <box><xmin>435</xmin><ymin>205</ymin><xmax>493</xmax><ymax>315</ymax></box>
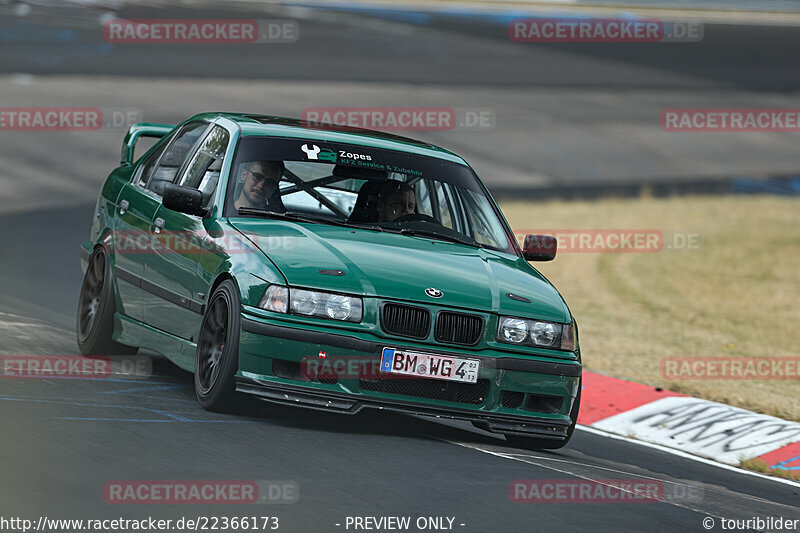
<box><xmin>225</xmin><ymin>136</ymin><xmax>517</xmax><ymax>254</ymax></box>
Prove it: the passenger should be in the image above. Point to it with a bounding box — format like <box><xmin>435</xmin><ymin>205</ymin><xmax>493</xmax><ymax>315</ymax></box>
<box><xmin>377</xmin><ymin>181</ymin><xmax>416</xmax><ymax>222</ymax></box>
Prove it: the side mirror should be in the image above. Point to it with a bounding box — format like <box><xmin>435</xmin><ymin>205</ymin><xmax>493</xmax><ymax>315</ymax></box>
<box><xmin>523</xmin><ymin>234</ymin><xmax>557</xmax><ymax>261</ymax></box>
<box><xmin>163</xmin><ymin>183</ymin><xmax>208</xmax><ymax>217</ymax></box>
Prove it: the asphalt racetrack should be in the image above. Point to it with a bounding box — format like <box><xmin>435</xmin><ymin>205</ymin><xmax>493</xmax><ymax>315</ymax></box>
<box><xmin>0</xmin><ymin>2</ymin><xmax>799</xmax><ymax>532</ymax></box>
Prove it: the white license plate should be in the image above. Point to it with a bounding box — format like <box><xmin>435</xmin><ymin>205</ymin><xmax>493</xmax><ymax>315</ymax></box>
<box><xmin>380</xmin><ymin>347</ymin><xmax>480</xmax><ymax>383</ymax></box>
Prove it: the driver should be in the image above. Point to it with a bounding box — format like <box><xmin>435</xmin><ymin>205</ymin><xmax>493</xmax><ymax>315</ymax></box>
<box><xmin>377</xmin><ymin>181</ymin><xmax>416</xmax><ymax>222</ymax></box>
<box><xmin>234</xmin><ymin>160</ymin><xmax>285</xmax><ymax>211</ymax></box>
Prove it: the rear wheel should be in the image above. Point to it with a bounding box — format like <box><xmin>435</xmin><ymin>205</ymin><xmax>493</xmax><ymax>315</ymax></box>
<box><xmin>195</xmin><ymin>279</ymin><xmax>241</xmax><ymax>412</ymax></box>
<box><xmin>505</xmin><ymin>377</ymin><xmax>582</xmax><ymax>450</ymax></box>
<box><xmin>76</xmin><ymin>247</ymin><xmax>137</xmax><ymax>355</ymax></box>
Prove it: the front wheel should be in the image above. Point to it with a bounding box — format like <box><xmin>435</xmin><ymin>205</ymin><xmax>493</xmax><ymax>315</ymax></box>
<box><xmin>76</xmin><ymin>247</ymin><xmax>137</xmax><ymax>355</ymax></box>
<box><xmin>505</xmin><ymin>378</ymin><xmax>582</xmax><ymax>450</ymax></box>
<box><xmin>195</xmin><ymin>279</ymin><xmax>241</xmax><ymax>412</ymax></box>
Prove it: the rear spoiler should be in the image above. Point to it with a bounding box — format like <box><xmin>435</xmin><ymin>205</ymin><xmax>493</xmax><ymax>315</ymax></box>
<box><xmin>121</xmin><ymin>122</ymin><xmax>174</xmax><ymax>165</ymax></box>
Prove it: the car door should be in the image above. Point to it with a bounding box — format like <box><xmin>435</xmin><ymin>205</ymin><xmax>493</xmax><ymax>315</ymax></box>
<box><xmin>126</xmin><ymin>121</ymin><xmax>209</xmax><ymax>334</ymax></box>
<box><xmin>144</xmin><ymin>124</ymin><xmax>230</xmax><ymax>343</ymax></box>
<box><xmin>112</xmin><ymin>133</ymin><xmax>175</xmax><ymax>323</ymax></box>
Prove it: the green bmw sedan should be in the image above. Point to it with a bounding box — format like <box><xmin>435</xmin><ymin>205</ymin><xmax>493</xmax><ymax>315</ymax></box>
<box><xmin>78</xmin><ymin>113</ymin><xmax>581</xmax><ymax>449</ymax></box>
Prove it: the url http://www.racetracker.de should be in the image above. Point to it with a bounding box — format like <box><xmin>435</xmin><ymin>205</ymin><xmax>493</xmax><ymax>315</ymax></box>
<box><xmin>0</xmin><ymin>516</ymin><xmax>280</xmax><ymax>532</ymax></box>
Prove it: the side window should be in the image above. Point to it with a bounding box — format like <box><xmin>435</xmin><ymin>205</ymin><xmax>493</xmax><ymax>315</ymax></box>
<box><xmin>134</xmin><ymin>140</ymin><xmax>169</xmax><ymax>188</ymax></box>
<box><xmin>461</xmin><ymin>189</ymin><xmax>509</xmax><ymax>249</ymax></box>
<box><xmin>415</xmin><ymin>179</ymin><xmax>433</xmax><ymax>217</ymax></box>
<box><xmin>414</xmin><ymin>179</ymin><xmax>454</xmax><ymax>229</ymax></box>
<box><xmin>437</xmin><ymin>185</ymin><xmax>455</xmax><ymax>229</ymax></box>
<box><xmin>176</xmin><ymin>126</ymin><xmax>230</xmax><ymax>207</ymax></box>
<box><xmin>146</xmin><ymin>121</ymin><xmax>208</xmax><ymax>196</ymax></box>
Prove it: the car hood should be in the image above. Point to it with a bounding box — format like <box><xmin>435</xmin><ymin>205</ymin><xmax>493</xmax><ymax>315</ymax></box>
<box><xmin>231</xmin><ymin>219</ymin><xmax>570</xmax><ymax>322</ymax></box>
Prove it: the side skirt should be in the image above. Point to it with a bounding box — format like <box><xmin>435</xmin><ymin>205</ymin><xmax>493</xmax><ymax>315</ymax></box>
<box><xmin>115</xmin><ymin>312</ymin><xmax>196</xmax><ymax>372</ymax></box>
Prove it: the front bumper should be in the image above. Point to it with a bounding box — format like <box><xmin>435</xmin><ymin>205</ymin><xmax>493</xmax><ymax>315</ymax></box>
<box><xmin>238</xmin><ymin>315</ymin><xmax>581</xmax><ymax>439</ymax></box>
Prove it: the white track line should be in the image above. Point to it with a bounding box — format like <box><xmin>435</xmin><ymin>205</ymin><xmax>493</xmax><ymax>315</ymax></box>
<box><xmin>439</xmin><ymin>423</ymin><xmax>800</xmax><ymax>489</ymax></box>
<box><xmin>575</xmin><ymin>424</ymin><xmax>800</xmax><ymax>489</ymax></box>
<box><xmin>446</xmin><ymin>439</ymin><xmax>729</xmax><ymax>519</ymax></box>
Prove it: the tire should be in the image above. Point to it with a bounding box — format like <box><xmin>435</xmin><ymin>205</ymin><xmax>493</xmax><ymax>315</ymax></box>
<box><xmin>505</xmin><ymin>377</ymin><xmax>582</xmax><ymax>450</ymax></box>
<box><xmin>194</xmin><ymin>279</ymin><xmax>241</xmax><ymax>412</ymax></box>
<box><xmin>76</xmin><ymin>247</ymin><xmax>138</xmax><ymax>356</ymax></box>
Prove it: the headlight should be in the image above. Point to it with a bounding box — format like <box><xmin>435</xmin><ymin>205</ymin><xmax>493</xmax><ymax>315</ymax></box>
<box><xmin>258</xmin><ymin>285</ymin><xmax>362</xmax><ymax>323</ymax></box>
<box><xmin>291</xmin><ymin>289</ymin><xmax>362</xmax><ymax>322</ymax></box>
<box><xmin>500</xmin><ymin>318</ymin><xmax>528</xmax><ymax>343</ymax></box>
<box><xmin>497</xmin><ymin>316</ymin><xmax>576</xmax><ymax>351</ymax></box>
<box><xmin>258</xmin><ymin>285</ymin><xmax>288</xmax><ymax>313</ymax></box>
<box><xmin>530</xmin><ymin>321</ymin><xmax>557</xmax><ymax>346</ymax></box>
<box><xmin>291</xmin><ymin>289</ymin><xmax>321</xmax><ymax>316</ymax></box>
<box><xmin>325</xmin><ymin>294</ymin><xmax>356</xmax><ymax>321</ymax></box>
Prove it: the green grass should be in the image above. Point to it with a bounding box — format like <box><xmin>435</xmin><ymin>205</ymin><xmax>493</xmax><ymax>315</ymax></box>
<box><xmin>501</xmin><ymin>195</ymin><xmax>800</xmax><ymax>422</ymax></box>
<box><xmin>740</xmin><ymin>458</ymin><xmax>800</xmax><ymax>481</ymax></box>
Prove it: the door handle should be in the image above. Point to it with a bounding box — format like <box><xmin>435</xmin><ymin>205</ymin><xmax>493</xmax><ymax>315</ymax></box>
<box><xmin>153</xmin><ymin>217</ymin><xmax>165</xmax><ymax>234</ymax></box>
<box><xmin>119</xmin><ymin>199</ymin><xmax>129</xmax><ymax>215</ymax></box>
